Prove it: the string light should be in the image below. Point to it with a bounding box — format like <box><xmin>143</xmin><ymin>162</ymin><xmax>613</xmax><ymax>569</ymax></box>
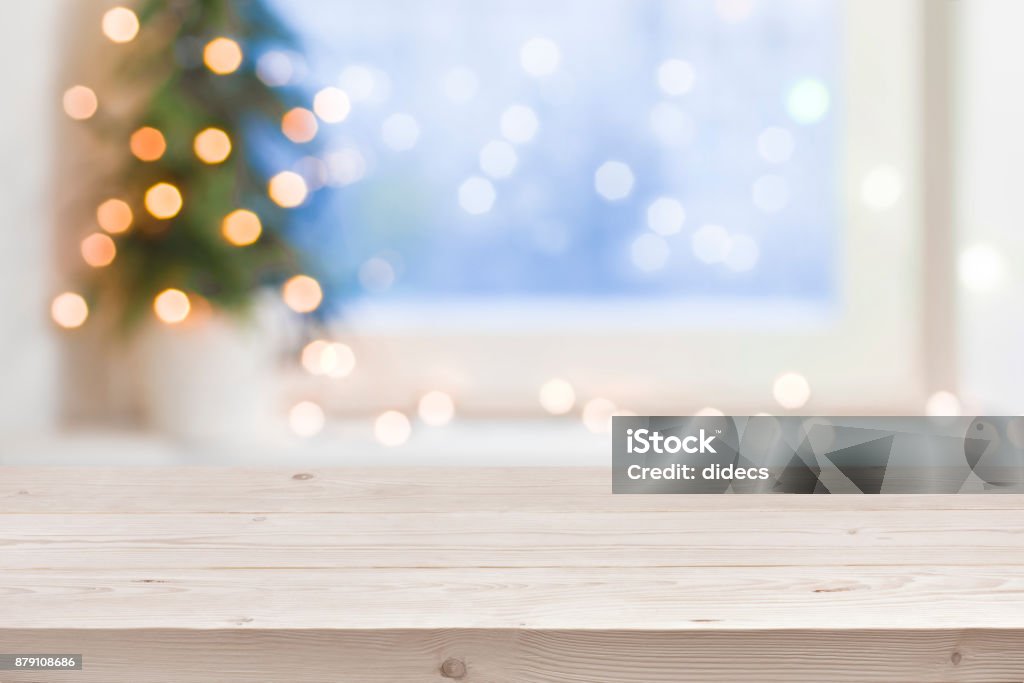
<box><xmin>268</xmin><ymin>171</ymin><xmax>308</xmax><ymax>208</ymax></box>
<box><xmin>153</xmin><ymin>288</ymin><xmax>191</xmax><ymax>324</ymax></box>
<box><xmin>63</xmin><ymin>85</ymin><xmax>98</xmax><ymax>120</ymax></box>
<box><xmin>130</xmin><ymin>126</ymin><xmax>166</xmax><ymax>162</ymax></box>
<box><xmin>539</xmin><ymin>378</ymin><xmax>575</xmax><ymax>415</ymax></box>
<box><xmin>374</xmin><ymin>410</ymin><xmax>412</xmax><ymax>447</ymax></box>
<box><xmin>418</xmin><ymin>391</ymin><xmax>455</xmax><ymax>427</ymax></box>
<box><xmin>51</xmin><ymin>292</ymin><xmax>89</xmax><ymax>329</ymax></box>
<box><xmin>221</xmin><ymin>209</ymin><xmax>262</xmax><ymax>246</ymax></box>
<box><xmin>144</xmin><ymin>182</ymin><xmax>183</xmax><ymax>219</ymax></box>
<box><xmin>80</xmin><ymin>233</ymin><xmax>117</xmax><ymax>268</ymax></box>
<box><xmin>281</xmin><ymin>107</ymin><xmax>318</xmax><ymax>143</ymax></box>
<box><xmin>193</xmin><ymin>127</ymin><xmax>231</xmax><ymax>164</ymax></box>
<box><xmin>203</xmin><ymin>37</ymin><xmax>243</xmax><ymax>75</ymax></box>
<box><xmin>282</xmin><ymin>275</ymin><xmax>322</xmax><ymax>313</ymax></box>
<box><xmin>96</xmin><ymin>198</ymin><xmax>133</xmax><ymax>234</ymax></box>
<box><xmin>101</xmin><ymin>7</ymin><xmax>139</xmax><ymax>43</ymax></box>
<box><xmin>289</xmin><ymin>401</ymin><xmax>325</xmax><ymax>438</ymax></box>
<box><xmin>312</xmin><ymin>87</ymin><xmax>351</xmax><ymax>123</ymax></box>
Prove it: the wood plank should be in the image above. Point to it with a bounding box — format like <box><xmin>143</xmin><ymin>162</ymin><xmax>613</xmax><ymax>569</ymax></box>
<box><xmin>2</xmin><ymin>468</ymin><xmax>1022</xmax><ymax>513</ymax></box>
<box><xmin>1</xmin><ymin>628</ymin><xmax>1022</xmax><ymax>683</ymax></box>
<box><xmin>3</xmin><ymin>510</ymin><xmax>1024</xmax><ymax>568</ymax></box>
<box><xmin>3</xmin><ymin>566</ymin><xmax>1024</xmax><ymax>631</ymax></box>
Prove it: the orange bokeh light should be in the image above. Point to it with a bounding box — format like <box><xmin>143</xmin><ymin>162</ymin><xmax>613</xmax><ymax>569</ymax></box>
<box><xmin>282</xmin><ymin>275</ymin><xmax>323</xmax><ymax>313</ymax></box>
<box><xmin>96</xmin><ymin>198</ymin><xmax>133</xmax><ymax>234</ymax></box>
<box><xmin>51</xmin><ymin>292</ymin><xmax>89</xmax><ymax>329</ymax></box>
<box><xmin>63</xmin><ymin>85</ymin><xmax>98</xmax><ymax>120</ymax></box>
<box><xmin>268</xmin><ymin>171</ymin><xmax>308</xmax><ymax>208</ymax></box>
<box><xmin>281</xmin><ymin>107</ymin><xmax>318</xmax><ymax>143</ymax></box>
<box><xmin>145</xmin><ymin>183</ymin><xmax>183</xmax><ymax>219</ymax></box>
<box><xmin>193</xmin><ymin>127</ymin><xmax>232</xmax><ymax>164</ymax></box>
<box><xmin>81</xmin><ymin>233</ymin><xmax>117</xmax><ymax>268</ymax></box>
<box><xmin>130</xmin><ymin>126</ymin><xmax>166</xmax><ymax>162</ymax></box>
<box><xmin>203</xmin><ymin>37</ymin><xmax>243</xmax><ymax>75</ymax></box>
<box><xmin>153</xmin><ymin>288</ymin><xmax>191</xmax><ymax>324</ymax></box>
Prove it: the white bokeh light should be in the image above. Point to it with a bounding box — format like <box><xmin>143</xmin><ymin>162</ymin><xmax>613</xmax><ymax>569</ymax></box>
<box><xmin>958</xmin><ymin>244</ymin><xmax>1005</xmax><ymax>292</ymax></box>
<box><xmin>786</xmin><ymin>78</ymin><xmax>830</xmax><ymax>125</ymax></box>
<box><xmin>500</xmin><ymin>105</ymin><xmax>539</xmax><ymax>144</ymax></box>
<box><xmin>715</xmin><ymin>0</ymin><xmax>756</xmax><ymax>22</ymax></box>
<box><xmin>443</xmin><ymin>66</ymin><xmax>479</xmax><ymax>103</ymax></box>
<box><xmin>861</xmin><ymin>165</ymin><xmax>904</xmax><ymax>211</ymax></box>
<box><xmin>520</xmin><ymin>37</ymin><xmax>561</xmax><ymax>77</ymax></box>
<box><xmin>631</xmin><ymin>233</ymin><xmax>670</xmax><ymax>272</ymax></box>
<box><xmin>289</xmin><ymin>401</ymin><xmax>325</xmax><ymax>438</ymax></box>
<box><xmin>381</xmin><ymin>113</ymin><xmax>420</xmax><ymax>151</ymax></box>
<box><xmin>458</xmin><ymin>176</ymin><xmax>496</xmax><ymax>215</ymax></box>
<box><xmin>418</xmin><ymin>391</ymin><xmax>456</xmax><ymax>427</ymax></box>
<box><xmin>773</xmin><ymin>372</ymin><xmax>811</xmax><ymax>410</ymax></box>
<box><xmin>723</xmin><ymin>234</ymin><xmax>760</xmax><ymax>272</ymax></box>
<box><xmin>479</xmin><ymin>140</ymin><xmax>518</xmax><ymax>179</ymax></box>
<box><xmin>594</xmin><ymin>161</ymin><xmax>634</xmax><ymax>201</ymax></box>
<box><xmin>692</xmin><ymin>224</ymin><xmax>732</xmax><ymax>264</ymax></box>
<box><xmin>326</xmin><ymin>147</ymin><xmax>367</xmax><ymax>186</ymax></box>
<box><xmin>374</xmin><ymin>410</ymin><xmax>412</xmax><ymax>447</ymax></box>
<box><xmin>340</xmin><ymin>65</ymin><xmax>381</xmax><ymax>103</ymax></box>
<box><xmin>256</xmin><ymin>51</ymin><xmax>295</xmax><ymax>87</ymax></box>
<box><xmin>657</xmin><ymin>59</ymin><xmax>696</xmax><ymax>96</ymax></box>
<box><xmin>539</xmin><ymin>378</ymin><xmax>576</xmax><ymax>415</ymax></box>
<box><xmin>925</xmin><ymin>390</ymin><xmax>962</xmax><ymax>417</ymax></box>
<box><xmin>650</xmin><ymin>103</ymin><xmax>695</xmax><ymax>148</ymax></box>
<box><xmin>647</xmin><ymin>197</ymin><xmax>686</xmax><ymax>235</ymax></box>
<box><xmin>313</xmin><ymin>87</ymin><xmax>351</xmax><ymax>123</ymax></box>
<box><xmin>757</xmin><ymin>127</ymin><xmax>794</xmax><ymax>164</ymax></box>
<box><xmin>582</xmin><ymin>398</ymin><xmax>617</xmax><ymax>434</ymax></box>
<box><xmin>752</xmin><ymin>174</ymin><xmax>790</xmax><ymax>213</ymax></box>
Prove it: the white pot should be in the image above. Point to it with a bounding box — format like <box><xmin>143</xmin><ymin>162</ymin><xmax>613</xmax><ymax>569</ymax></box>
<box><xmin>138</xmin><ymin>309</ymin><xmax>281</xmax><ymax>443</ymax></box>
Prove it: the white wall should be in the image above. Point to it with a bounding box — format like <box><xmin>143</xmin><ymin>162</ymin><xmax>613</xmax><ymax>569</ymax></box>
<box><xmin>0</xmin><ymin>3</ymin><xmax>68</xmax><ymax>435</ymax></box>
<box><xmin>956</xmin><ymin>0</ymin><xmax>1024</xmax><ymax>414</ymax></box>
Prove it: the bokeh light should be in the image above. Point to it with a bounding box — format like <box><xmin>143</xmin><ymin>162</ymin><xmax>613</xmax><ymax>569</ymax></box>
<box><xmin>757</xmin><ymin>127</ymin><xmax>795</xmax><ymax>164</ymax></box>
<box><xmin>861</xmin><ymin>165</ymin><xmax>904</xmax><ymax>211</ymax></box>
<box><xmin>582</xmin><ymin>397</ymin><xmax>617</xmax><ymax>434</ymax></box>
<box><xmin>144</xmin><ymin>182</ymin><xmax>183</xmax><ymax>219</ymax></box>
<box><xmin>786</xmin><ymin>78</ymin><xmax>830</xmax><ymax>125</ymax></box>
<box><xmin>657</xmin><ymin>59</ymin><xmax>696</xmax><ymax>96</ymax></box>
<box><xmin>594</xmin><ymin>161</ymin><xmax>634</xmax><ymax>201</ymax></box>
<box><xmin>290</xmin><ymin>401</ymin><xmax>325</xmax><ymax>438</ymax></box>
<box><xmin>479</xmin><ymin>140</ymin><xmax>518</xmax><ymax>179</ymax></box>
<box><xmin>500</xmin><ymin>105</ymin><xmax>539</xmax><ymax>144</ymax></box>
<box><xmin>301</xmin><ymin>340</ymin><xmax>356</xmax><ymax>378</ymax></box>
<box><xmin>203</xmin><ymin>37</ymin><xmax>243</xmax><ymax>75</ymax></box>
<box><xmin>925</xmin><ymin>390</ymin><xmax>962</xmax><ymax>417</ymax></box>
<box><xmin>631</xmin><ymin>233</ymin><xmax>670</xmax><ymax>272</ymax></box>
<box><xmin>418</xmin><ymin>391</ymin><xmax>455</xmax><ymax>427</ymax></box>
<box><xmin>692</xmin><ymin>224</ymin><xmax>732</xmax><ymax>264</ymax></box>
<box><xmin>153</xmin><ymin>288</ymin><xmax>191</xmax><ymax>324</ymax></box>
<box><xmin>647</xmin><ymin>197</ymin><xmax>686</xmax><ymax>235</ymax></box>
<box><xmin>282</xmin><ymin>275</ymin><xmax>323</xmax><ymax>313</ymax></box>
<box><xmin>96</xmin><ymin>198</ymin><xmax>133</xmax><ymax>234</ymax></box>
<box><xmin>268</xmin><ymin>171</ymin><xmax>309</xmax><ymax>208</ymax></box>
<box><xmin>101</xmin><ymin>7</ymin><xmax>139</xmax><ymax>43</ymax></box>
<box><xmin>381</xmin><ymin>113</ymin><xmax>420</xmax><ymax>151</ymax></box>
<box><xmin>193</xmin><ymin>127</ymin><xmax>232</xmax><ymax>164</ymax></box>
<box><xmin>458</xmin><ymin>176</ymin><xmax>496</xmax><ymax>215</ymax></box>
<box><xmin>51</xmin><ymin>292</ymin><xmax>89</xmax><ymax>329</ymax></box>
<box><xmin>63</xmin><ymin>85</ymin><xmax>98</xmax><ymax>120</ymax></box>
<box><xmin>313</xmin><ymin>87</ymin><xmax>351</xmax><ymax>123</ymax></box>
<box><xmin>281</xmin><ymin>107</ymin><xmax>318</xmax><ymax>143</ymax></box>
<box><xmin>722</xmin><ymin>234</ymin><xmax>760</xmax><ymax>272</ymax></box>
<box><xmin>374</xmin><ymin>410</ymin><xmax>412</xmax><ymax>446</ymax></box>
<box><xmin>221</xmin><ymin>209</ymin><xmax>262</xmax><ymax>246</ymax></box>
<box><xmin>256</xmin><ymin>50</ymin><xmax>295</xmax><ymax>86</ymax></box>
<box><xmin>80</xmin><ymin>233</ymin><xmax>117</xmax><ymax>268</ymax></box>
<box><xmin>520</xmin><ymin>37</ymin><xmax>561</xmax><ymax>77</ymax></box>
<box><xmin>539</xmin><ymin>378</ymin><xmax>576</xmax><ymax>415</ymax></box>
<box><xmin>773</xmin><ymin>372</ymin><xmax>811</xmax><ymax>410</ymax></box>
<box><xmin>130</xmin><ymin>126</ymin><xmax>166</xmax><ymax>162</ymax></box>
<box><xmin>358</xmin><ymin>257</ymin><xmax>396</xmax><ymax>292</ymax></box>
<box><xmin>959</xmin><ymin>244</ymin><xmax>1005</xmax><ymax>292</ymax></box>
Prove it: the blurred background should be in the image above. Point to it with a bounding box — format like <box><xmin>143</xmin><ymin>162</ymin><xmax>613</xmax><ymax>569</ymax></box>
<box><xmin>0</xmin><ymin>0</ymin><xmax>1021</xmax><ymax>466</ymax></box>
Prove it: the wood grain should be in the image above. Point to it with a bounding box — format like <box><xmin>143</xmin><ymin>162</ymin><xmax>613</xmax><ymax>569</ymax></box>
<box><xmin>1</xmin><ymin>467</ymin><xmax>1023</xmax><ymax>682</ymax></box>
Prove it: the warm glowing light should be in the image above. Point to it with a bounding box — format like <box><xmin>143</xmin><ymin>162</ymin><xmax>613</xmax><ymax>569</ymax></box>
<box><xmin>153</xmin><ymin>288</ymin><xmax>191</xmax><ymax>324</ymax></box>
<box><xmin>695</xmin><ymin>407</ymin><xmax>725</xmax><ymax>417</ymax></box>
<box><xmin>281</xmin><ymin>107</ymin><xmax>318</xmax><ymax>143</ymax></box>
<box><xmin>193</xmin><ymin>127</ymin><xmax>232</xmax><ymax>164</ymax></box>
<box><xmin>51</xmin><ymin>292</ymin><xmax>89</xmax><ymax>329</ymax></box>
<box><xmin>418</xmin><ymin>391</ymin><xmax>455</xmax><ymax>427</ymax></box>
<box><xmin>203</xmin><ymin>37</ymin><xmax>243</xmax><ymax>75</ymax></box>
<box><xmin>313</xmin><ymin>87</ymin><xmax>351</xmax><ymax>123</ymax></box>
<box><xmin>374</xmin><ymin>410</ymin><xmax>412</xmax><ymax>447</ymax></box>
<box><xmin>282</xmin><ymin>275</ymin><xmax>322</xmax><ymax>313</ymax></box>
<box><xmin>773</xmin><ymin>372</ymin><xmax>811</xmax><ymax>410</ymax></box>
<box><xmin>130</xmin><ymin>126</ymin><xmax>166</xmax><ymax>162</ymax></box>
<box><xmin>582</xmin><ymin>398</ymin><xmax>617</xmax><ymax>434</ymax></box>
<box><xmin>101</xmin><ymin>7</ymin><xmax>139</xmax><ymax>43</ymax></box>
<box><xmin>80</xmin><ymin>233</ymin><xmax>116</xmax><ymax>268</ymax></box>
<box><xmin>144</xmin><ymin>182</ymin><xmax>183</xmax><ymax>219</ymax></box>
<box><xmin>63</xmin><ymin>85</ymin><xmax>98</xmax><ymax>120</ymax></box>
<box><xmin>96</xmin><ymin>198</ymin><xmax>133</xmax><ymax>234</ymax></box>
<box><xmin>539</xmin><ymin>378</ymin><xmax>576</xmax><ymax>415</ymax></box>
<box><xmin>301</xmin><ymin>340</ymin><xmax>355</xmax><ymax>378</ymax></box>
<box><xmin>268</xmin><ymin>171</ymin><xmax>309</xmax><ymax>208</ymax></box>
<box><xmin>925</xmin><ymin>390</ymin><xmax>961</xmax><ymax>417</ymax></box>
<box><xmin>959</xmin><ymin>244</ymin><xmax>1005</xmax><ymax>292</ymax></box>
<box><xmin>290</xmin><ymin>401</ymin><xmax>325</xmax><ymax>438</ymax></box>
<box><xmin>221</xmin><ymin>209</ymin><xmax>262</xmax><ymax>246</ymax></box>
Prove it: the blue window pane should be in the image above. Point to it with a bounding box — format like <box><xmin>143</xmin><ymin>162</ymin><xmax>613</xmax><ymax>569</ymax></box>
<box><xmin>270</xmin><ymin>0</ymin><xmax>841</xmax><ymax>308</ymax></box>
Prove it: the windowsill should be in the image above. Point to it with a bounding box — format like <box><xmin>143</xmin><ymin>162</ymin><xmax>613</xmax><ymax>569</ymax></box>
<box><xmin>1</xmin><ymin>419</ymin><xmax>608</xmax><ymax>467</ymax></box>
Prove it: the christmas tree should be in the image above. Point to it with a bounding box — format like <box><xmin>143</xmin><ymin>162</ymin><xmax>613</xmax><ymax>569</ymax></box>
<box><xmin>57</xmin><ymin>0</ymin><xmax>328</xmax><ymax>331</ymax></box>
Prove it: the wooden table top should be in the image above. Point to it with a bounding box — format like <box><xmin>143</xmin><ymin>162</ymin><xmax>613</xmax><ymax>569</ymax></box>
<box><xmin>3</xmin><ymin>467</ymin><xmax>1023</xmax><ymax>633</ymax></box>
